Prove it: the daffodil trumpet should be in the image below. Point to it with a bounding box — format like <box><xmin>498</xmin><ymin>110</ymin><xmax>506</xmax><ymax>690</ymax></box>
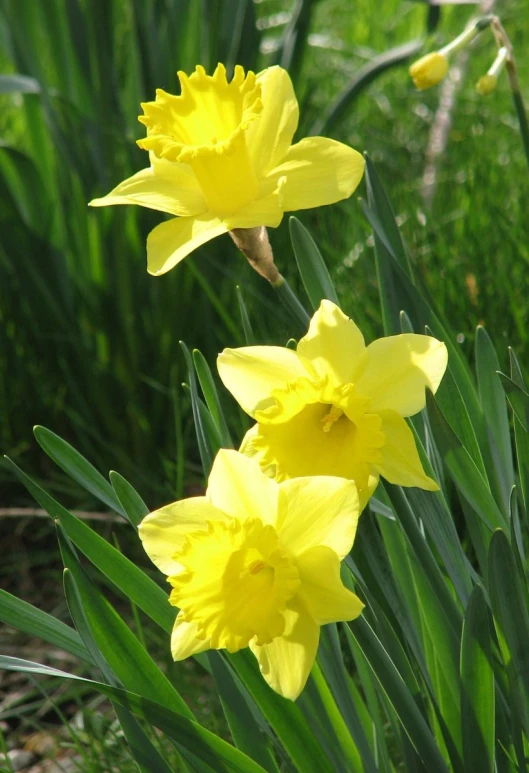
<box><xmin>90</xmin><ymin>64</ymin><xmax>364</xmax><ymax>277</ymax></box>
<box><xmin>138</xmin><ymin>449</ymin><xmax>363</xmax><ymax>700</ymax></box>
<box><xmin>218</xmin><ymin>300</ymin><xmax>448</xmax><ymax>508</ymax></box>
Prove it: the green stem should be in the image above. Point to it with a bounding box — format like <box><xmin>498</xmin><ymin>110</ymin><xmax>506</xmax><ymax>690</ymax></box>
<box><xmin>272</xmin><ymin>274</ymin><xmax>311</xmax><ymax>331</ymax></box>
<box><xmin>506</xmin><ymin>61</ymin><xmax>529</xmax><ymax>172</ymax></box>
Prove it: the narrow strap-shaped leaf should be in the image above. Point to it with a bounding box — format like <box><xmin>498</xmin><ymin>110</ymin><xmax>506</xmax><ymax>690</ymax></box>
<box><xmin>475</xmin><ymin>327</ymin><xmax>515</xmax><ymax>516</ymax></box>
<box><xmin>109</xmin><ymin>470</ymin><xmax>149</xmax><ymax>528</ymax></box>
<box><xmin>497</xmin><ymin>372</ymin><xmax>529</xmax><ymax>432</ymax></box>
<box><xmin>0</xmin><ymin>588</ymin><xmax>91</xmax><ymax>664</ymax></box>
<box><xmin>460</xmin><ymin>585</ymin><xmax>495</xmax><ymax>773</ymax></box>
<box><xmin>228</xmin><ymin>648</ymin><xmax>334</xmax><ymax>773</ymax></box>
<box><xmin>58</xmin><ymin>526</ymin><xmax>193</xmax><ymax>719</ymax></box>
<box><xmin>63</xmin><ymin>566</ymin><xmax>177</xmax><ymax>773</ymax></box>
<box><xmin>33</xmin><ymin>425</ymin><xmax>125</xmax><ymax>514</ymax></box>
<box><xmin>289</xmin><ymin>216</ymin><xmax>339</xmax><ymax>309</ymax></box>
<box><xmin>180</xmin><ymin>341</ymin><xmax>215</xmax><ymax>475</ymax></box>
<box><xmin>426</xmin><ymin>392</ymin><xmax>506</xmax><ymax>532</ymax></box>
<box><xmin>347</xmin><ymin>617</ymin><xmax>450</xmax><ymax>773</ymax></box>
<box><xmin>0</xmin><ymin>656</ymin><xmax>267</xmax><ymax>773</ymax></box>
<box><xmin>5</xmin><ymin>456</ymin><xmax>175</xmax><ymax>634</ymax></box>
<box><xmin>317</xmin><ymin>625</ymin><xmax>379</xmax><ymax>773</ymax></box>
<box><xmin>193</xmin><ymin>349</ymin><xmax>233</xmax><ymax>447</ymax></box>
<box><xmin>208</xmin><ymin>652</ymin><xmax>280</xmax><ymax>773</ymax></box>
<box><xmin>235</xmin><ymin>286</ymin><xmax>255</xmax><ymax>345</ymax></box>
<box><xmin>509</xmin><ymin>348</ymin><xmax>529</xmax><ymax>515</ymax></box>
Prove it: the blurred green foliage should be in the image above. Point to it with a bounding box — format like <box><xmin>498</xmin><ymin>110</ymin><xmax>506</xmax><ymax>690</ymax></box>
<box><xmin>1</xmin><ymin>0</ymin><xmax>528</xmax><ymax>507</ymax></box>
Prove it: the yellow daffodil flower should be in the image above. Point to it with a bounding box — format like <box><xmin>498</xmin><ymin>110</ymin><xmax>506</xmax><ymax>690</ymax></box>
<box><xmin>218</xmin><ymin>301</ymin><xmax>448</xmax><ymax>508</ymax></box>
<box><xmin>89</xmin><ymin>64</ymin><xmax>364</xmax><ymax>276</ymax></box>
<box><xmin>139</xmin><ymin>449</ymin><xmax>363</xmax><ymax>700</ymax></box>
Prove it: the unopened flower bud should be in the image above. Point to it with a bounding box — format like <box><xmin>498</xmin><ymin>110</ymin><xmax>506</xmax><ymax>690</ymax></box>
<box><xmin>476</xmin><ymin>74</ymin><xmax>497</xmax><ymax>95</ymax></box>
<box><xmin>409</xmin><ymin>52</ymin><xmax>449</xmax><ymax>91</ymax></box>
<box><xmin>475</xmin><ymin>46</ymin><xmax>507</xmax><ymax>96</ymax></box>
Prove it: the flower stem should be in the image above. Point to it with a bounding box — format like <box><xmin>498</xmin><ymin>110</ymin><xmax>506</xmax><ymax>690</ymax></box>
<box><xmin>272</xmin><ymin>274</ymin><xmax>311</xmax><ymax>330</ymax></box>
<box><xmin>490</xmin><ymin>16</ymin><xmax>529</xmax><ymax>172</ymax></box>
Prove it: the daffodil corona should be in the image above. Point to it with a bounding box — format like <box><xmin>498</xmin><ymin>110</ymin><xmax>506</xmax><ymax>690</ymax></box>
<box><xmin>89</xmin><ymin>64</ymin><xmax>364</xmax><ymax>276</ymax></box>
<box><xmin>218</xmin><ymin>301</ymin><xmax>448</xmax><ymax>507</ymax></box>
<box><xmin>139</xmin><ymin>450</ymin><xmax>363</xmax><ymax>700</ymax></box>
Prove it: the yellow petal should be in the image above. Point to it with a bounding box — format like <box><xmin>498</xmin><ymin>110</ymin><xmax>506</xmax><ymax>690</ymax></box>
<box><xmin>225</xmin><ymin>178</ymin><xmax>285</xmax><ymax>229</ymax></box>
<box><xmin>277</xmin><ymin>476</ymin><xmax>360</xmax><ymax>560</ymax></box>
<box><xmin>246</xmin><ymin>65</ymin><xmax>299</xmax><ymax>177</ymax></box>
<box><xmin>297</xmin><ymin>300</ymin><xmax>366</xmax><ymax>385</ymax></box>
<box><xmin>171</xmin><ymin>614</ymin><xmax>210</xmax><ymax>660</ymax></box>
<box><xmin>356</xmin><ymin>334</ymin><xmax>448</xmax><ymax>417</ymax></box>
<box><xmin>146</xmin><ymin>213</ymin><xmax>227</xmax><ymax>276</ymax></box>
<box><xmin>217</xmin><ymin>345</ymin><xmax>308</xmax><ymax>417</ymax></box>
<box><xmin>267</xmin><ymin>137</ymin><xmax>365</xmax><ymax>212</ymax></box>
<box><xmin>409</xmin><ymin>52</ymin><xmax>448</xmax><ymax>91</ymax></box>
<box><xmin>207</xmin><ymin>450</ymin><xmax>279</xmax><ymax>526</ymax></box>
<box><xmin>138</xmin><ymin>496</ymin><xmax>225</xmax><ymax>575</ymax></box>
<box><xmin>376</xmin><ymin>410</ymin><xmax>439</xmax><ymax>490</ymax></box>
<box><xmin>250</xmin><ymin>599</ymin><xmax>319</xmax><ymax>700</ymax></box>
<box><xmin>89</xmin><ymin>163</ymin><xmax>206</xmax><ymax>217</ymax></box>
<box><xmin>296</xmin><ymin>546</ymin><xmax>364</xmax><ymax>624</ymax></box>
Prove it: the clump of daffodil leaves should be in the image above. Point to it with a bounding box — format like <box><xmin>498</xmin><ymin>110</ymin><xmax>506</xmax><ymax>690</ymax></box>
<box><xmin>93</xmin><ymin>63</ymin><xmax>448</xmax><ymax>701</ymax></box>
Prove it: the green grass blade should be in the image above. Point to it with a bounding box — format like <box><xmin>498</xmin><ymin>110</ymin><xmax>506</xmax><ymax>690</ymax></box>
<box><xmin>289</xmin><ymin>216</ymin><xmax>339</xmax><ymax>309</ymax></box>
<box><xmin>0</xmin><ymin>588</ymin><xmax>91</xmax><ymax>664</ymax></box>
<box><xmin>0</xmin><ymin>656</ymin><xmax>267</xmax><ymax>773</ymax></box>
<box><xmin>33</xmin><ymin>425</ymin><xmax>125</xmax><ymax>514</ymax></box>
<box><xmin>460</xmin><ymin>586</ymin><xmax>495</xmax><ymax>773</ymax></box>
<box><xmin>109</xmin><ymin>469</ymin><xmax>150</xmax><ymax>528</ymax></box>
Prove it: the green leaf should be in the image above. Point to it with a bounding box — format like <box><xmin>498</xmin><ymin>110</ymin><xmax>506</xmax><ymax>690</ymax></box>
<box><xmin>109</xmin><ymin>470</ymin><xmax>150</xmax><ymax>528</ymax></box>
<box><xmin>62</xmin><ymin>565</ymin><xmax>176</xmax><ymax>773</ymax></box>
<box><xmin>460</xmin><ymin>586</ymin><xmax>495</xmax><ymax>773</ymax></box>
<box><xmin>0</xmin><ymin>588</ymin><xmax>91</xmax><ymax>664</ymax></box>
<box><xmin>0</xmin><ymin>656</ymin><xmax>267</xmax><ymax>773</ymax></box>
<box><xmin>0</xmin><ymin>74</ymin><xmax>40</xmax><ymax>93</ymax></box>
<box><xmin>348</xmin><ymin>617</ymin><xmax>450</xmax><ymax>773</ymax></box>
<box><xmin>235</xmin><ymin>286</ymin><xmax>255</xmax><ymax>345</ymax></box>
<box><xmin>497</xmin><ymin>372</ymin><xmax>529</xmax><ymax>432</ymax></box>
<box><xmin>309</xmin><ymin>40</ymin><xmax>423</xmax><ymax>135</ymax></box>
<box><xmin>289</xmin><ymin>216</ymin><xmax>339</xmax><ymax>309</ymax></box>
<box><xmin>228</xmin><ymin>649</ymin><xmax>334</xmax><ymax>773</ymax></box>
<box><xmin>58</xmin><ymin>528</ymin><xmax>193</xmax><ymax>719</ymax></box>
<box><xmin>317</xmin><ymin>625</ymin><xmax>379</xmax><ymax>773</ymax></box>
<box><xmin>180</xmin><ymin>341</ymin><xmax>215</xmax><ymax>475</ymax></box>
<box><xmin>193</xmin><ymin>349</ymin><xmax>233</xmax><ymax>448</ymax></box>
<box><xmin>208</xmin><ymin>652</ymin><xmax>280</xmax><ymax>773</ymax></box>
<box><xmin>475</xmin><ymin>327</ymin><xmax>515</xmax><ymax>515</ymax></box>
<box><xmin>488</xmin><ymin>530</ymin><xmax>529</xmax><ymax>737</ymax></box>
<box><xmin>33</xmin><ymin>425</ymin><xmax>125</xmax><ymax>515</ymax></box>
<box><xmin>5</xmin><ymin>456</ymin><xmax>175</xmax><ymax>635</ymax></box>
<box><xmin>426</xmin><ymin>392</ymin><xmax>506</xmax><ymax>533</ymax></box>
